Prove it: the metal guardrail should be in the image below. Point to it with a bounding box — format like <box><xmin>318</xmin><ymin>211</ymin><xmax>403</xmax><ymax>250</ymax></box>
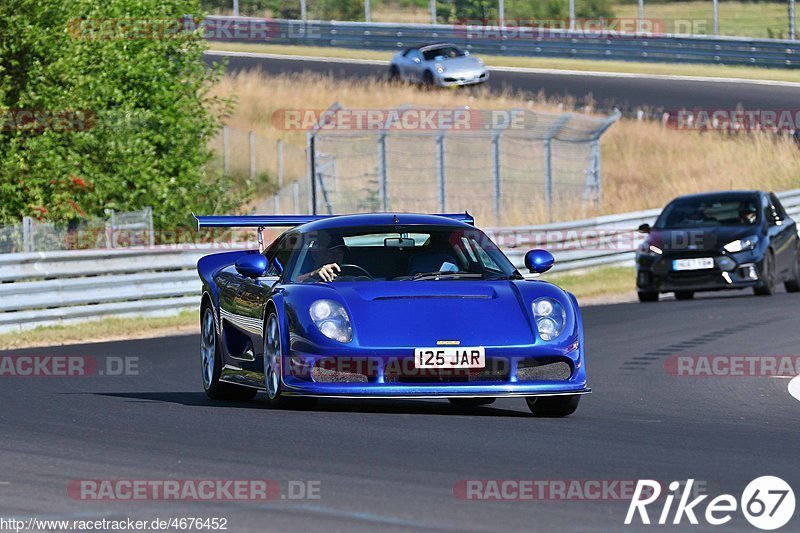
<box><xmin>1</xmin><ymin>189</ymin><xmax>799</xmax><ymax>333</ymax></box>
<box><xmin>202</xmin><ymin>16</ymin><xmax>800</xmax><ymax>69</ymax></box>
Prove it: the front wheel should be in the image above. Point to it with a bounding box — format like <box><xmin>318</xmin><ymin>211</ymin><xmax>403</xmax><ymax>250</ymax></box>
<box><xmin>785</xmin><ymin>247</ymin><xmax>800</xmax><ymax>293</ymax></box>
<box><xmin>201</xmin><ymin>306</ymin><xmax>256</xmax><ymax>401</ymax></box>
<box><xmin>263</xmin><ymin>311</ymin><xmax>316</xmax><ymax>410</ymax></box>
<box><xmin>388</xmin><ymin>65</ymin><xmax>401</xmax><ymax>83</ymax></box>
<box><xmin>638</xmin><ymin>291</ymin><xmax>659</xmax><ymax>303</ymax></box>
<box><xmin>526</xmin><ymin>395</ymin><xmax>580</xmax><ymax>417</ymax></box>
<box><xmin>754</xmin><ymin>252</ymin><xmax>776</xmax><ymax>296</ymax></box>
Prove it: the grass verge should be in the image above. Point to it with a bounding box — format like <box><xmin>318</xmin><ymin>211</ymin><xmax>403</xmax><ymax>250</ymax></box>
<box><xmin>0</xmin><ymin>310</ymin><xmax>199</xmax><ymax>351</ymax></box>
<box><xmin>545</xmin><ymin>266</ymin><xmax>637</xmax><ymax>303</ymax></box>
<box><xmin>207</xmin><ymin>42</ymin><xmax>800</xmax><ymax>84</ymax></box>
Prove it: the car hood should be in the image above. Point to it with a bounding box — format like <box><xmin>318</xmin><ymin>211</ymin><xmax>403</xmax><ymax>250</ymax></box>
<box><xmin>437</xmin><ymin>56</ymin><xmax>483</xmax><ymax>73</ymax></box>
<box><xmin>648</xmin><ymin>226</ymin><xmax>760</xmax><ymax>253</ymax></box>
<box><xmin>331</xmin><ymin>281</ymin><xmax>535</xmax><ymax>348</ymax></box>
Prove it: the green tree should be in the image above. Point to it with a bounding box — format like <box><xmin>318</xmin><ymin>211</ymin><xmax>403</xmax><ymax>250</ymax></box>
<box><xmin>0</xmin><ymin>0</ymin><xmax>237</xmax><ymax>231</ymax></box>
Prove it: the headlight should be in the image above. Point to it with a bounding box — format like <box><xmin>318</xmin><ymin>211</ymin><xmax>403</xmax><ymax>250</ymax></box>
<box><xmin>723</xmin><ymin>236</ymin><xmax>758</xmax><ymax>253</ymax></box>
<box><xmin>435</xmin><ymin>63</ymin><xmax>445</xmax><ymax>73</ymax></box>
<box><xmin>309</xmin><ymin>300</ymin><xmax>352</xmax><ymax>343</ymax></box>
<box><xmin>637</xmin><ymin>242</ymin><xmax>662</xmax><ymax>255</ymax></box>
<box><xmin>532</xmin><ymin>297</ymin><xmax>567</xmax><ymax>341</ymax></box>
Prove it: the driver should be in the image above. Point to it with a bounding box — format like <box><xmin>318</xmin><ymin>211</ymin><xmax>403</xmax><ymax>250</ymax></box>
<box><xmin>739</xmin><ymin>202</ymin><xmax>757</xmax><ymax>224</ymax></box>
<box><xmin>296</xmin><ymin>244</ymin><xmax>346</xmax><ymax>282</ymax></box>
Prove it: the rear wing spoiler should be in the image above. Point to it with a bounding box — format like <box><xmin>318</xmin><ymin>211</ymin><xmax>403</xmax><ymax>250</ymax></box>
<box><xmin>194</xmin><ymin>213</ymin><xmax>475</xmax><ymax>230</ymax></box>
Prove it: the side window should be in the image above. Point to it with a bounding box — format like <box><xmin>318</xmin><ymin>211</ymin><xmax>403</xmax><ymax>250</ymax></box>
<box><xmin>265</xmin><ymin>235</ymin><xmax>295</xmax><ymax>276</ymax></box>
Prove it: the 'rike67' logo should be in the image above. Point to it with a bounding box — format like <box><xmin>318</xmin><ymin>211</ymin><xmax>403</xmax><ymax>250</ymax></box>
<box><xmin>625</xmin><ymin>477</ymin><xmax>795</xmax><ymax>530</ymax></box>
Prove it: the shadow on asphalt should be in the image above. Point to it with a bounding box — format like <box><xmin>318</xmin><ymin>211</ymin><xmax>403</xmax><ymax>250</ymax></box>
<box><xmin>89</xmin><ymin>392</ymin><xmax>532</xmax><ymax>417</ymax></box>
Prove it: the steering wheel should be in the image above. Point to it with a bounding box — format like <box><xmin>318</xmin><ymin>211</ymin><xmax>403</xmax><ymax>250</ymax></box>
<box><xmin>338</xmin><ymin>264</ymin><xmax>373</xmax><ymax>279</ymax></box>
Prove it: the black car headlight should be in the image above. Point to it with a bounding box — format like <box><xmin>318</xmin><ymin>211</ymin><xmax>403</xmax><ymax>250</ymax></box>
<box><xmin>723</xmin><ymin>236</ymin><xmax>758</xmax><ymax>253</ymax></box>
<box><xmin>532</xmin><ymin>297</ymin><xmax>567</xmax><ymax>341</ymax></box>
<box><xmin>309</xmin><ymin>300</ymin><xmax>352</xmax><ymax>343</ymax></box>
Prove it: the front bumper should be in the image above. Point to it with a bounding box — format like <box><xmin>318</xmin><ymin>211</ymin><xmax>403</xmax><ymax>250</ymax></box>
<box><xmin>436</xmin><ymin>71</ymin><xmax>489</xmax><ymax>87</ymax></box>
<box><xmin>637</xmin><ymin>250</ymin><xmax>763</xmax><ymax>293</ymax></box>
<box><xmin>279</xmin><ymin>344</ymin><xmax>588</xmax><ymax>398</ymax></box>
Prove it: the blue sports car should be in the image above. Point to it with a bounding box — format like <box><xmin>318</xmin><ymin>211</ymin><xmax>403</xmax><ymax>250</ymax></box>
<box><xmin>196</xmin><ymin>213</ymin><xmax>589</xmax><ymax>417</ymax></box>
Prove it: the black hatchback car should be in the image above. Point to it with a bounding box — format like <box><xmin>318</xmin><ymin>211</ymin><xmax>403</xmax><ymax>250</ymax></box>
<box><xmin>636</xmin><ymin>191</ymin><xmax>800</xmax><ymax>302</ymax></box>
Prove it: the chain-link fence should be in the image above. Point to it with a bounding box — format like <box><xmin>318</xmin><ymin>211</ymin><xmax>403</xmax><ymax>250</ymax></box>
<box><xmin>258</xmin><ymin>104</ymin><xmax>619</xmax><ymax>226</ymax></box>
<box><xmin>0</xmin><ymin>208</ymin><xmax>154</xmax><ymax>254</ymax></box>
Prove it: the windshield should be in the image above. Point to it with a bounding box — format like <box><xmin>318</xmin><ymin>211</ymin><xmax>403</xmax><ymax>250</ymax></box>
<box><xmin>655</xmin><ymin>196</ymin><xmax>760</xmax><ymax>229</ymax></box>
<box><xmin>422</xmin><ymin>46</ymin><xmax>464</xmax><ymax>61</ymax></box>
<box><xmin>281</xmin><ymin>225</ymin><xmax>518</xmax><ymax>283</ymax></box>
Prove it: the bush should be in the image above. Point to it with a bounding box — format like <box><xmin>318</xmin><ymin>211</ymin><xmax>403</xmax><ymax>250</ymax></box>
<box><xmin>0</xmin><ymin>0</ymin><xmax>239</xmax><ymax>231</ymax></box>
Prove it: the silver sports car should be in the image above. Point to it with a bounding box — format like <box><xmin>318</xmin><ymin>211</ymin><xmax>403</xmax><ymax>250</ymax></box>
<box><xmin>389</xmin><ymin>43</ymin><xmax>488</xmax><ymax>87</ymax></box>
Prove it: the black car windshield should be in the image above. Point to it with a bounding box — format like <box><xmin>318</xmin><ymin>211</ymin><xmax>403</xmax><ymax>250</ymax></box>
<box><xmin>655</xmin><ymin>196</ymin><xmax>760</xmax><ymax>229</ymax></box>
<box><xmin>422</xmin><ymin>46</ymin><xmax>464</xmax><ymax>61</ymax></box>
<box><xmin>281</xmin><ymin>225</ymin><xmax>518</xmax><ymax>282</ymax></box>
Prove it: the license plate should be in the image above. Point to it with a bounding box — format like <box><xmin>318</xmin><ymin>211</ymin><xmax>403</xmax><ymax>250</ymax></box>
<box><xmin>414</xmin><ymin>347</ymin><xmax>485</xmax><ymax>369</ymax></box>
<box><xmin>673</xmin><ymin>258</ymin><xmax>714</xmax><ymax>271</ymax></box>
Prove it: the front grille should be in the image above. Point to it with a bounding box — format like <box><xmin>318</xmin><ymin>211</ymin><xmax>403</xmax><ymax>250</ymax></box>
<box><xmin>516</xmin><ymin>358</ymin><xmax>572</xmax><ymax>381</ymax></box>
<box><xmin>311</xmin><ymin>366</ymin><xmax>369</xmax><ymax>383</ymax></box>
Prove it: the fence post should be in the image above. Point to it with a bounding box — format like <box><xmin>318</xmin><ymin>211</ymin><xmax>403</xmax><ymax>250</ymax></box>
<box><xmin>293</xmin><ymin>181</ymin><xmax>300</xmax><ymax>214</ymax></box>
<box><xmin>307</xmin><ymin>131</ymin><xmax>316</xmax><ymax>215</ymax></box>
<box><xmin>222</xmin><ymin>125</ymin><xmax>229</xmax><ymax>175</ymax></box>
<box><xmin>249</xmin><ymin>130</ymin><xmax>256</xmax><ymax>180</ymax></box>
<box><xmin>543</xmin><ymin>114</ymin><xmax>572</xmax><ymax>223</ymax></box>
<box><xmin>436</xmin><ymin>133</ymin><xmax>446</xmax><ymax>212</ymax></box>
<box><xmin>22</xmin><ymin>216</ymin><xmax>33</xmax><ymax>253</ymax></box>
<box><xmin>364</xmin><ymin>0</ymin><xmax>371</xmax><ymax>22</ymax></box>
<box><xmin>146</xmin><ymin>206</ymin><xmax>154</xmax><ymax>247</ymax></box>
<box><xmin>712</xmin><ymin>0</ymin><xmax>719</xmax><ymax>35</ymax></box>
<box><xmin>492</xmin><ymin>131</ymin><xmax>502</xmax><ymax>226</ymax></box>
<box><xmin>637</xmin><ymin>0</ymin><xmax>644</xmax><ymax>33</ymax></box>
<box><xmin>232</xmin><ymin>0</ymin><xmax>239</xmax><ymax>17</ymax></box>
<box><xmin>277</xmin><ymin>139</ymin><xmax>284</xmax><ymax>189</ymax></box>
<box><xmin>301</xmin><ymin>0</ymin><xmax>307</xmax><ymax>21</ymax></box>
<box><xmin>273</xmin><ymin>194</ymin><xmax>280</xmax><ymax>214</ymax></box>
<box><xmin>791</xmin><ymin>0</ymin><xmax>796</xmax><ymax>40</ymax></box>
<box><xmin>429</xmin><ymin>0</ymin><xmax>436</xmax><ymax>24</ymax></box>
<box><xmin>378</xmin><ymin>133</ymin><xmax>388</xmax><ymax>211</ymax></box>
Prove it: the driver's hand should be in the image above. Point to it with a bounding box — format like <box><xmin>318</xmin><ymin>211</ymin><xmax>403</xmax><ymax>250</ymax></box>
<box><xmin>316</xmin><ymin>263</ymin><xmax>341</xmax><ymax>282</ymax></box>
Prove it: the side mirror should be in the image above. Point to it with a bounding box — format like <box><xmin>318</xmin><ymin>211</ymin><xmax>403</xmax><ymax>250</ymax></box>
<box><xmin>524</xmin><ymin>249</ymin><xmax>555</xmax><ymax>274</ymax></box>
<box><xmin>638</xmin><ymin>223</ymin><xmax>651</xmax><ymax>234</ymax></box>
<box><xmin>235</xmin><ymin>254</ymin><xmax>267</xmax><ymax>279</ymax></box>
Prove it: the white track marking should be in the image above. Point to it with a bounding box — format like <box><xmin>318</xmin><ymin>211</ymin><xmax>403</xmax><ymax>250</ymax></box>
<box><xmin>205</xmin><ymin>50</ymin><xmax>800</xmax><ymax>88</ymax></box>
<box><xmin>789</xmin><ymin>375</ymin><xmax>800</xmax><ymax>402</ymax></box>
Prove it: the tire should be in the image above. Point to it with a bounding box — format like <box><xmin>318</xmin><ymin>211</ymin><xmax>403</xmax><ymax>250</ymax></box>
<box><xmin>448</xmin><ymin>398</ymin><xmax>496</xmax><ymax>408</ymax></box>
<box><xmin>674</xmin><ymin>290</ymin><xmax>694</xmax><ymax>300</ymax></box>
<box><xmin>201</xmin><ymin>306</ymin><xmax>257</xmax><ymax>401</ymax></box>
<box><xmin>263</xmin><ymin>310</ymin><xmax>317</xmax><ymax>410</ymax></box>
<box><xmin>388</xmin><ymin>65</ymin><xmax>400</xmax><ymax>83</ymax></box>
<box><xmin>637</xmin><ymin>291</ymin><xmax>659</xmax><ymax>303</ymax></box>
<box><xmin>526</xmin><ymin>395</ymin><xmax>580</xmax><ymax>417</ymax></box>
<box><xmin>784</xmin><ymin>247</ymin><xmax>800</xmax><ymax>293</ymax></box>
<box><xmin>423</xmin><ymin>70</ymin><xmax>435</xmax><ymax>87</ymax></box>
<box><xmin>754</xmin><ymin>251</ymin><xmax>776</xmax><ymax>296</ymax></box>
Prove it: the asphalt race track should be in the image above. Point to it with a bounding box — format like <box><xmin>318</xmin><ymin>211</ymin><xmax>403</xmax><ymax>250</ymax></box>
<box><xmin>209</xmin><ymin>52</ymin><xmax>800</xmax><ymax>115</ymax></box>
<box><xmin>1</xmin><ymin>291</ymin><xmax>798</xmax><ymax>532</ymax></box>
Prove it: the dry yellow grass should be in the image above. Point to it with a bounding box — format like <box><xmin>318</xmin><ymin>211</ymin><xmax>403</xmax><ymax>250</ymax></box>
<box><xmin>211</xmin><ymin>70</ymin><xmax>800</xmax><ymax>225</ymax></box>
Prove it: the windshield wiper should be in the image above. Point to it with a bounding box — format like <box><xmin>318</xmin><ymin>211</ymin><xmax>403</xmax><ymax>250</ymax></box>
<box><xmin>409</xmin><ymin>271</ymin><xmax>483</xmax><ymax>281</ymax></box>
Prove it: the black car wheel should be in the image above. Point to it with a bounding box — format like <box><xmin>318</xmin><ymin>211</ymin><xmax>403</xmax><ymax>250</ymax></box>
<box><xmin>201</xmin><ymin>306</ymin><xmax>257</xmax><ymax>401</ymax></box>
<box><xmin>388</xmin><ymin>65</ymin><xmax>400</xmax><ymax>83</ymax></box>
<box><xmin>785</xmin><ymin>246</ymin><xmax>800</xmax><ymax>293</ymax></box>
<box><xmin>448</xmin><ymin>398</ymin><xmax>496</xmax><ymax>408</ymax></box>
<box><xmin>754</xmin><ymin>251</ymin><xmax>776</xmax><ymax>296</ymax></box>
<box><xmin>526</xmin><ymin>395</ymin><xmax>580</xmax><ymax>417</ymax></box>
<box><xmin>674</xmin><ymin>291</ymin><xmax>694</xmax><ymax>300</ymax></box>
<box><xmin>638</xmin><ymin>291</ymin><xmax>659</xmax><ymax>303</ymax></box>
<box><xmin>264</xmin><ymin>310</ymin><xmax>317</xmax><ymax>410</ymax></box>
<box><xmin>423</xmin><ymin>70</ymin><xmax>435</xmax><ymax>87</ymax></box>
